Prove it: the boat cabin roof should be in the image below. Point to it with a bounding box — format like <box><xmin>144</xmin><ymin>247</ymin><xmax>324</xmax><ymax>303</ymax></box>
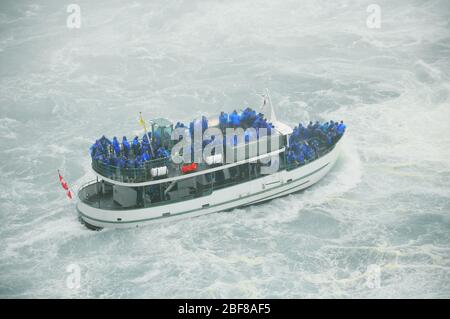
<box><xmin>272</xmin><ymin>120</ymin><xmax>293</xmax><ymax>136</ymax></box>
<box><xmin>151</xmin><ymin>118</ymin><xmax>172</xmax><ymax>127</ymax></box>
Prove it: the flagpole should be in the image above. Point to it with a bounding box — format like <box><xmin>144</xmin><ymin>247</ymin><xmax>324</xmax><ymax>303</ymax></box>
<box><xmin>58</xmin><ymin>169</ymin><xmax>73</xmax><ymax>201</ymax></box>
<box><xmin>265</xmin><ymin>88</ymin><xmax>277</xmax><ymax>123</ymax></box>
<box><xmin>140</xmin><ymin>112</ymin><xmax>155</xmax><ymax>158</ymax></box>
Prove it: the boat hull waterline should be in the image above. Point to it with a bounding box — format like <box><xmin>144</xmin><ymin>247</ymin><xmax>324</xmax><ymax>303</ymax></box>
<box><xmin>77</xmin><ymin>137</ymin><xmax>344</xmax><ymax>229</ymax></box>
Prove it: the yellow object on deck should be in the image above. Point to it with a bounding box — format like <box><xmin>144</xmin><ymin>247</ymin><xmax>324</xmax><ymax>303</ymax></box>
<box><xmin>139</xmin><ymin>112</ymin><xmax>147</xmax><ymax>131</ymax></box>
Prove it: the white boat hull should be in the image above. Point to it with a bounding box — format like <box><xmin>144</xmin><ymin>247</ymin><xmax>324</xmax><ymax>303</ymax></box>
<box><xmin>77</xmin><ymin>137</ymin><xmax>344</xmax><ymax>229</ymax></box>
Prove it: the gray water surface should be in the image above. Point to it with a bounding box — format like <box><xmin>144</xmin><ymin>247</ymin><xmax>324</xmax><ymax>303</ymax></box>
<box><xmin>0</xmin><ymin>0</ymin><xmax>449</xmax><ymax>298</ymax></box>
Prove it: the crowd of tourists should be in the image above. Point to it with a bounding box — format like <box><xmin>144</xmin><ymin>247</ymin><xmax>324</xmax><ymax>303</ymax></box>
<box><xmin>286</xmin><ymin>120</ymin><xmax>346</xmax><ymax>166</ymax></box>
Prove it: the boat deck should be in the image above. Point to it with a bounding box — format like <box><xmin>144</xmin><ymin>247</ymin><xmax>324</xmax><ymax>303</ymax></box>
<box><xmin>82</xmin><ymin>192</ymin><xmax>122</xmax><ymax>210</ymax></box>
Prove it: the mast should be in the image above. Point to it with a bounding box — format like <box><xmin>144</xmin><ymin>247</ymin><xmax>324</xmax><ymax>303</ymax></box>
<box><xmin>260</xmin><ymin>88</ymin><xmax>277</xmax><ymax>122</ymax></box>
<box><xmin>140</xmin><ymin>112</ymin><xmax>155</xmax><ymax>158</ymax></box>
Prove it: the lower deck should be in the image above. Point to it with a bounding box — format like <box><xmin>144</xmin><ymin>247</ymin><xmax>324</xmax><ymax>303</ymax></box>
<box><xmin>79</xmin><ymin>161</ymin><xmax>275</xmax><ymax>211</ymax></box>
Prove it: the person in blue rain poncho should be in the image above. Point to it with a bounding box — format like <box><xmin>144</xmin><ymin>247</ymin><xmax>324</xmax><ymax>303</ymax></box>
<box><xmin>156</xmin><ymin>146</ymin><xmax>170</xmax><ymax>159</ymax></box>
<box><xmin>112</xmin><ymin>136</ymin><xmax>120</xmax><ymax>156</ymax></box>
<box><xmin>252</xmin><ymin>116</ymin><xmax>261</xmax><ymax>129</ymax></box>
<box><xmin>244</xmin><ymin>130</ymin><xmax>255</xmax><ymax>143</ymax></box>
<box><xmin>89</xmin><ymin>140</ymin><xmax>99</xmax><ymax>158</ymax></box>
<box><xmin>241</xmin><ymin>108</ymin><xmax>258</xmax><ymax>128</ymax></box>
<box><xmin>142</xmin><ymin>151</ymin><xmax>150</xmax><ymax>162</ymax></box>
<box><xmin>122</xmin><ymin>136</ymin><xmax>130</xmax><ymax>157</ymax></box>
<box><xmin>134</xmin><ymin>155</ymin><xmax>143</xmax><ymax>169</ymax></box>
<box><xmin>337</xmin><ymin>120</ymin><xmax>346</xmax><ymax>135</ymax></box>
<box><xmin>291</xmin><ymin>126</ymin><xmax>301</xmax><ymax>143</ymax></box>
<box><xmin>142</xmin><ymin>133</ymin><xmax>155</xmax><ymax>158</ymax></box>
<box><xmin>320</xmin><ymin>122</ymin><xmax>329</xmax><ymax>133</ymax></box>
<box><xmin>329</xmin><ymin>120</ymin><xmax>336</xmax><ymax>132</ymax></box>
<box><xmin>219</xmin><ymin>112</ymin><xmax>228</xmax><ymax>132</ymax></box>
<box><xmin>286</xmin><ymin>150</ymin><xmax>296</xmax><ymax>165</ymax></box>
<box><xmin>153</xmin><ymin>130</ymin><xmax>162</xmax><ymax>149</ymax></box>
<box><xmin>132</xmin><ymin>136</ymin><xmax>140</xmax><ymax>155</ymax></box>
<box><xmin>119</xmin><ymin>156</ymin><xmax>127</xmax><ymax>169</ymax></box>
<box><xmin>301</xmin><ymin>142</ymin><xmax>311</xmax><ymax>160</ymax></box>
<box><xmin>239</xmin><ymin>108</ymin><xmax>249</xmax><ymax>127</ymax></box>
<box><xmin>101</xmin><ymin>155</ymin><xmax>110</xmax><ymax>177</ymax></box>
<box><xmin>297</xmin><ymin>123</ymin><xmax>306</xmax><ymax>139</ymax></box>
<box><xmin>313</xmin><ymin>121</ymin><xmax>320</xmax><ymax>130</ymax></box>
<box><xmin>99</xmin><ymin>136</ymin><xmax>112</xmax><ymax>157</ymax></box>
<box><xmin>100</xmin><ymin>135</ymin><xmax>112</xmax><ymax>148</ymax></box>
<box><xmin>189</xmin><ymin>121</ymin><xmax>194</xmax><ymax>138</ymax></box>
<box><xmin>229</xmin><ymin>110</ymin><xmax>240</xmax><ymax>128</ymax></box>
<box><xmin>98</xmin><ymin>140</ymin><xmax>106</xmax><ymax>154</ymax></box>
<box><xmin>143</xmin><ymin>132</ymin><xmax>152</xmax><ymax>142</ymax></box>
<box><xmin>110</xmin><ymin>155</ymin><xmax>119</xmax><ymax>167</ymax></box>
<box><xmin>297</xmin><ymin>149</ymin><xmax>305</xmax><ymax>165</ymax></box>
<box><xmin>127</xmin><ymin>158</ymin><xmax>135</xmax><ymax>169</ymax></box>
<box><xmin>201</xmin><ymin>116</ymin><xmax>208</xmax><ymax>133</ymax></box>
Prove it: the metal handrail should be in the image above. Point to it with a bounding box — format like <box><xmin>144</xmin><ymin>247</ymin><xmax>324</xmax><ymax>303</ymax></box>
<box><xmin>91</xmin><ymin>133</ymin><xmax>285</xmax><ymax>183</ymax></box>
<box><xmin>77</xmin><ymin>179</ymin><xmax>98</xmax><ymax>193</ymax></box>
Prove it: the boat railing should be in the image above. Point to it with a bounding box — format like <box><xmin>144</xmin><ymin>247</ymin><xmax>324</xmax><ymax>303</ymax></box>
<box><xmin>92</xmin><ymin>157</ymin><xmax>171</xmax><ymax>183</ymax></box>
<box><xmin>285</xmin><ymin>136</ymin><xmax>339</xmax><ymax>171</ymax></box>
<box><xmin>77</xmin><ymin>179</ymin><xmax>102</xmax><ymax>205</ymax></box>
<box><xmin>78</xmin><ymin>179</ymin><xmax>98</xmax><ymax>191</ymax></box>
<box><xmin>91</xmin><ymin>133</ymin><xmax>286</xmax><ymax>183</ymax></box>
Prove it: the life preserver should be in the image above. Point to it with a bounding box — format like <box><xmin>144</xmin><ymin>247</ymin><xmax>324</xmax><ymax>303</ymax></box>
<box><xmin>181</xmin><ymin>163</ymin><xmax>198</xmax><ymax>174</ymax></box>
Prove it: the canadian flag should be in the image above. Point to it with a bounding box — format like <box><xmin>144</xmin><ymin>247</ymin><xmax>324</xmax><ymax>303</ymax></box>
<box><xmin>58</xmin><ymin>170</ymin><xmax>73</xmax><ymax>200</ymax></box>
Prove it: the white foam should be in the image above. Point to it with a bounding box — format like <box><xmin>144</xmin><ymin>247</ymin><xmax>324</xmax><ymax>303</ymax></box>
<box><xmin>1</xmin><ymin>0</ymin><xmax>450</xmax><ymax>299</ymax></box>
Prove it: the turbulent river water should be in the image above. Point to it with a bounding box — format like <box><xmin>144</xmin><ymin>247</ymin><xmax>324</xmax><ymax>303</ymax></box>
<box><xmin>0</xmin><ymin>0</ymin><xmax>449</xmax><ymax>298</ymax></box>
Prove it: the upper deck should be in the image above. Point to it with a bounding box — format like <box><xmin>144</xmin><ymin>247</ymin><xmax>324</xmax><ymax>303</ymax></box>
<box><xmin>90</xmin><ymin>111</ymin><xmax>290</xmax><ymax>185</ymax></box>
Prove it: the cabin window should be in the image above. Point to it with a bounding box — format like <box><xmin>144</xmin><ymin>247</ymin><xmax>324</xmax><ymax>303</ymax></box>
<box><xmin>144</xmin><ymin>184</ymin><xmax>163</xmax><ymax>204</ymax></box>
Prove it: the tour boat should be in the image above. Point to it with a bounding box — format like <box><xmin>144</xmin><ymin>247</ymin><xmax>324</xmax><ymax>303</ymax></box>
<box><xmin>76</xmin><ymin>91</ymin><xmax>346</xmax><ymax>229</ymax></box>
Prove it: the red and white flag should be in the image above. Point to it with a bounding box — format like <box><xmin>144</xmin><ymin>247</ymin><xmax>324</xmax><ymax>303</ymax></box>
<box><xmin>58</xmin><ymin>170</ymin><xmax>73</xmax><ymax>200</ymax></box>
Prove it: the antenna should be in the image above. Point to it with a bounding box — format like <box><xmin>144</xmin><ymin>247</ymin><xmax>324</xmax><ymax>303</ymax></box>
<box><xmin>261</xmin><ymin>88</ymin><xmax>277</xmax><ymax>122</ymax></box>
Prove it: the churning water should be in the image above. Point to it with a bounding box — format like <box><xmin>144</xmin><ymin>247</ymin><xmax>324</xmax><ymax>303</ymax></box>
<box><xmin>0</xmin><ymin>0</ymin><xmax>449</xmax><ymax>298</ymax></box>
